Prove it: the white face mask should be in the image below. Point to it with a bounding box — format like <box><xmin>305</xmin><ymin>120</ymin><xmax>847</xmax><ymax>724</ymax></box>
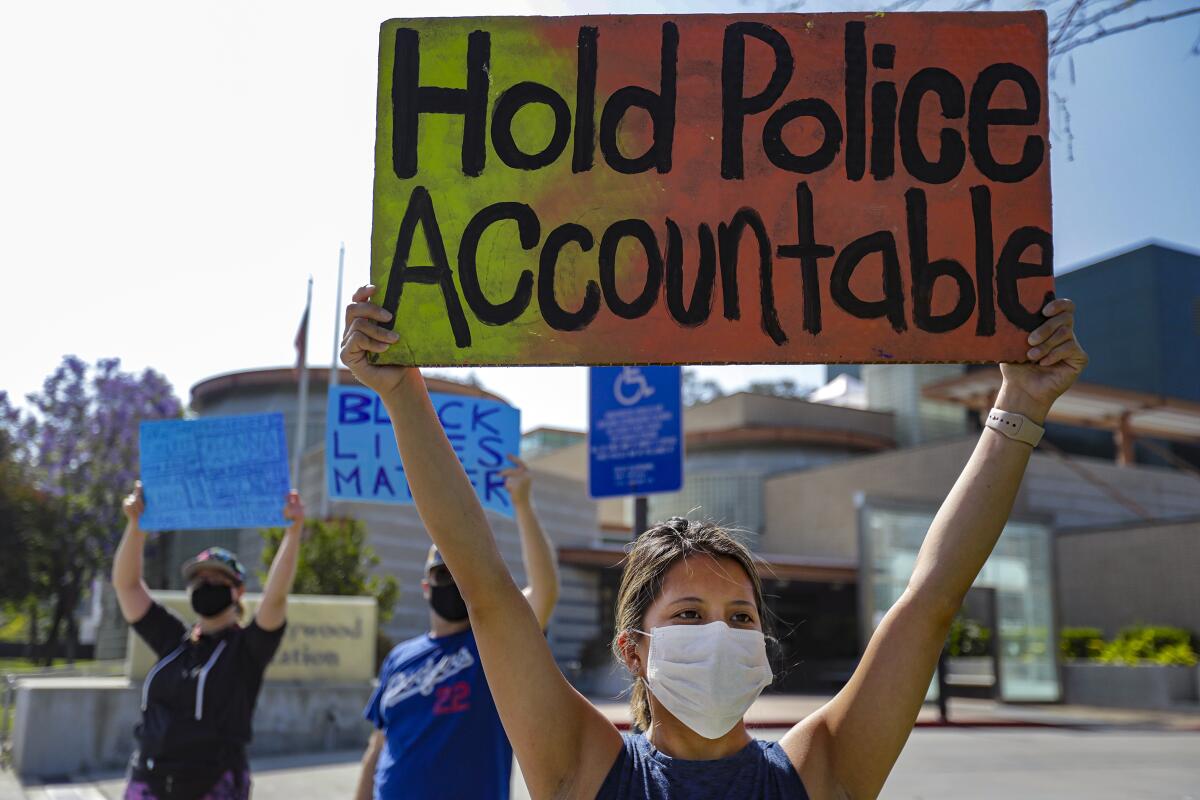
<box><xmin>636</xmin><ymin>620</ymin><xmax>773</xmax><ymax>740</ymax></box>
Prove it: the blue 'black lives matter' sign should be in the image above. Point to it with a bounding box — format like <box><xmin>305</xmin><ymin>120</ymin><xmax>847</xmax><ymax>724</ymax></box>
<box><xmin>326</xmin><ymin>385</ymin><xmax>521</xmax><ymax>516</ymax></box>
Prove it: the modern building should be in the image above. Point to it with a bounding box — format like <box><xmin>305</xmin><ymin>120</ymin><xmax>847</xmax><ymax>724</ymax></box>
<box><xmin>96</xmin><ymin>242</ymin><xmax>1200</xmax><ymax>702</ymax></box>
<box><xmin>1055</xmin><ymin>242</ymin><xmax>1200</xmax><ymax>402</ymax></box>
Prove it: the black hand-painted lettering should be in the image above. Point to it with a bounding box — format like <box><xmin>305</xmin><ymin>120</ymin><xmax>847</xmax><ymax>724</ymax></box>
<box><xmin>538</xmin><ymin>223</ymin><xmax>600</xmax><ymax>331</ymax></box>
<box><xmin>996</xmin><ymin>226</ymin><xmax>1054</xmax><ymax>331</ymax></box>
<box><xmin>763</xmin><ymin>99</ymin><xmax>843</xmax><ymax>174</ymax></box>
<box><xmin>719</xmin><ymin>209</ymin><xmax>787</xmax><ymax>345</ymax></box>
<box><xmin>664</xmin><ymin>219</ymin><xmax>716</xmax><ymax>327</ymax></box>
<box><xmin>830</xmin><ymin>230</ymin><xmax>907</xmax><ymax>332</ymax></box>
<box><xmin>382</xmin><ymin>186</ymin><xmax>471</xmax><ymax>348</ymax></box>
<box><xmin>969</xmin><ymin>63</ymin><xmax>1043</xmax><ymax>183</ymax></box>
<box><xmin>599</xmin><ymin>22</ymin><xmax>678</xmax><ymax>174</ymax></box>
<box><xmin>573</xmin><ymin>27</ymin><xmax>599</xmax><ymax>173</ymax></box>
<box><xmin>843</xmin><ymin>21</ymin><xmax>867</xmax><ymax>181</ymax></box>
<box><xmin>970</xmin><ymin>185</ymin><xmax>996</xmax><ymax>336</ymax></box>
<box><xmin>870</xmin><ymin>44</ymin><xmax>897</xmax><ymax>180</ymax></box>
<box><xmin>491</xmin><ymin>82</ymin><xmax>572</xmax><ymax>170</ymax></box>
<box><xmin>599</xmin><ymin>220</ymin><xmax>664</xmax><ymax>319</ymax></box>
<box><xmin>721</xmin><ymin>22</ymin><xmax>794</xmax><ymax>180</ymax></box>
<box><xmin>392</xmin><ymin>29</ymin><xmax>489</xmax><ymax>178</ymax></box>
<box><xmin>776</xmin><ymin>183</ymin><xmax>834</xmax><ymax>335</ymax></box>
<box><xmin>906</xmin><ymin>188</ymin><xmax>976</xmax><ymax>333</ymax></box>
<box><xmin>458</xmin><ymin>202</ymin><xmax>540</xmax><ymax>326</ymax></box>
<box><xmin>899</xmin><ymin>68</ymin><xmax>966</xmax><ymax>185</ymax></box>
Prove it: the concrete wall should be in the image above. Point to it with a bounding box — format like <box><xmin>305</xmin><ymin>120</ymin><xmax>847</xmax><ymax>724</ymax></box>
<box><xmin>1056</xmin><ymin>516</ymin><xmax>1200</xmax><ymax>636</ymax></box>
<box><xmin>12</xmin><ymin>677</ymin><xmax>374</xmax><ymax>780</ymax></box>
<box><xmin>762</xmin><ymin>437</ymin><xmax>1200</xmax><ymax>560</ymax></box>
<box><xmin>1062</xmin><ymin>663</ymin><xmax>1199</xmax><ymax>710</ymax></box>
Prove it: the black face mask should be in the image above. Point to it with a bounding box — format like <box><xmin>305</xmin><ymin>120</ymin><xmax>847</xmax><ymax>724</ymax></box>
<box><xmin>190</xmin><ymin>582</ymin><xmax>235</xmax><ymax>618</ymax></box>
<box><xmin>428</xmin><ymin>583</ymin><xmax>468</xmax><ymax>623</ymax></box>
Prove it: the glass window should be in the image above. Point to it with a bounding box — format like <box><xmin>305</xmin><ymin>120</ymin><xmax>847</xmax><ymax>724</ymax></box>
<box><xmin>859</xmin><ymin>504</ymin><xmax>1058</xmax><ymax>702</ymax></box>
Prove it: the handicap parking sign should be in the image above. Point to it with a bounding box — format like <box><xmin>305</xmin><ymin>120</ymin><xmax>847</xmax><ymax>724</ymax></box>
<box><xmin>588</xmin><ymin>366</ymin><xmax>684</xmax><ymax>499</ymax></box>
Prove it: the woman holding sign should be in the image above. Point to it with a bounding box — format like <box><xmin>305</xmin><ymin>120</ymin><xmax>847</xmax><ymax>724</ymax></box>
<box><xmin>112</xmin><ymin>485</ymin><xmax>306</xmax><ymax>800</ymax></box>
<box><xmin>342</xmin><ymin>285</ymin><xmax>1086</xmax><ymax>799</ymax></box>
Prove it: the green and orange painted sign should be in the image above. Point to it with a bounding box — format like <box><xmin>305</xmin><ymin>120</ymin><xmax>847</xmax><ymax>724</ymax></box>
<box><xmin>370</xmin><ymin>13</ymin><xmax>1052</xmax><ymax>365</ymax></box>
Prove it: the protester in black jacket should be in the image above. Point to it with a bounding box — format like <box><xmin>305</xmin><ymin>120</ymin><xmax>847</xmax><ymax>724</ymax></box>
<box><xmin>112</xmin><ymin>482</ymin><xmax>304</xmax><ymax>800</ymax></box>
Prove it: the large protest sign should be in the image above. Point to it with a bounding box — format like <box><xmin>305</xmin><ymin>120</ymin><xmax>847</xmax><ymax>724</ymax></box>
<box><xmin>326</xmin><ymin>385</ymin><xmax>521</xmax><ymax>516</ymax></box>
<box><xmin>370</xmin><ymin>13</ymin><xmax>1052</xmax><ymax>365</ymax></box>
<box><xmin>139</xmin><ymin>414</ymin><xmax>290</xmax><ymax>531</ymax></box>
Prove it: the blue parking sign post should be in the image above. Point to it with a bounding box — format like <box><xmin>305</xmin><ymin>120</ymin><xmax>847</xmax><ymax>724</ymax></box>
<box><xmin>588</xmin><ymin>367</ymin><xmax>684</xmax><ymax>501</ymax></box>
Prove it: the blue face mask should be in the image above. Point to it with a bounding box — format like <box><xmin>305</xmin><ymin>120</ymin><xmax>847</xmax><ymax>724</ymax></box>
<box><xmin>190</xmin><ymin>582</ymin><xmax>234</xmax><ymax>618</ymax></box>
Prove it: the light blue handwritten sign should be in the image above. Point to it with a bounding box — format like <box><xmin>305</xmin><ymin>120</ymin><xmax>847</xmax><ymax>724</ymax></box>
<box><xmin>326</xmin><ymin>386</ymin><xmax>520</xmax><ymax>517</ymax></box>
<box><xmin>139</xmin><ymin>414</ymin><xmax>290</xmax><ymax>531</ymax></box>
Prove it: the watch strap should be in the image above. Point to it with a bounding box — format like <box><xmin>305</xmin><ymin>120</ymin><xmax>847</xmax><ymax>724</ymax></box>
<box><xmin>985</xmin><ymin>408</ymin><xmax>1045</xmax><ymax>447</ymax></box>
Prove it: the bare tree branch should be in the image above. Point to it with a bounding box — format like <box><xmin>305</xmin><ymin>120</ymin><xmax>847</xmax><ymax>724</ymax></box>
<box><xmin>1056</xmin><ymin>5</ymin><xmax>1200</xmax><ymax>53</ymax></box>
<box><xmin>1049</xmin><ymin>0</ymin><xmax>1089</xmax><ymax>51</ymax></box>
<box><xmin>1050</xmin><ymin>0</ymin><xmax>1154</xmax><ymax>54</ymax></box>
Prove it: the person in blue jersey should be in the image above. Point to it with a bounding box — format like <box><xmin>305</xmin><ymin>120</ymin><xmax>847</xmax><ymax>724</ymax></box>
<box><xmin>341</xmin><ymin>285</ymin><xmax>1087</xmax><ymax>800</ymax></box>
<box><xmin>353</xmin><ymin>454</ymin><xmax>559</xmax><ymax>800</ymax></box>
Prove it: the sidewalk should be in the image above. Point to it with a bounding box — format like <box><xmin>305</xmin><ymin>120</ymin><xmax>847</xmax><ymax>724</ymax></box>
<box><xmin>5</xmin><ymin>696</ymin><xmax>1197</xmax><ymax>800</ymax></box>
<box><xmin>591</xmin><ymin>693</ymin><xmax>1200</xmax><ymax>732</ymax></box>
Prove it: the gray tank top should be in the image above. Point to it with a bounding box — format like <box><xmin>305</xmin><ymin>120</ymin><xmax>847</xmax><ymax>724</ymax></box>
<box><xmin>596</xmin><ymin>732</ymin><xmax>810</xmax><ymax>799</ymax></box>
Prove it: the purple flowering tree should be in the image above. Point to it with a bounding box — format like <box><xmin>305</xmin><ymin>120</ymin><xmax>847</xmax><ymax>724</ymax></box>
<box><xmin>1</xmin><ymin>357</ymin><xmax>182</xmax><ymax>663</ymax></box>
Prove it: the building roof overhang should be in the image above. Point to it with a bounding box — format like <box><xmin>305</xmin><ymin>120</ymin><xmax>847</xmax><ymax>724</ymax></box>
<box><xmin>923</xmin><ymin>369</ymin><xmax>1200</xmax><ymax>443</ymax></box>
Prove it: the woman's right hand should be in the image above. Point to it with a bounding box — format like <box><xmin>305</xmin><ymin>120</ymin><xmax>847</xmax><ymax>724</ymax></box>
<box><xmin>122</xmin><ymin>481</ymin><xmax>145</xmax><ymax>526</ymax></box>
<box><xmin>340</xmin><ymin>285</ymin><xmax>417</xmax><ymax>397</ymax></box>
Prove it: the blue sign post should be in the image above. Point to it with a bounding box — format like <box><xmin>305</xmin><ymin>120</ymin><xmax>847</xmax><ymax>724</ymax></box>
<box><xmin>139</xmin><ymin>413</ymin><xmax>291</xmax><ymax>531</ymax></box>
<box><xmin>326</xmin><ymin>385</ymin><xmax>521</xmax><ymax>517</ymax></box>
<box><xmin>588</xmin><ymin>366</ymin><xmax>684</xmax><ymax>499</ymax></box>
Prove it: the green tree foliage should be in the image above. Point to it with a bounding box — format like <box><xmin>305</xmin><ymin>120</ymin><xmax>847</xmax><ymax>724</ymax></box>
<box><xmin>744</xmin><ymin>378</ymin><xmax>813</xmax><ymax>400</ymax></box>
<box><xmin>682</xmin><ymin>369</ymin><xmax>724</xmax><ymax>407</ymax></box>
<box><xmin>259</xmin><ymin>517</ymin><xmax>399</xmax><ymax>623</ymax></box>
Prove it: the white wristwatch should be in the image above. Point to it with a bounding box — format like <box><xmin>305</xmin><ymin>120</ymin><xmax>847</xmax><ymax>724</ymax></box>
<box><xmin>985</xmin><ymin>408</ymin><xmax>1045</xmax><ymax>447</ymax></box>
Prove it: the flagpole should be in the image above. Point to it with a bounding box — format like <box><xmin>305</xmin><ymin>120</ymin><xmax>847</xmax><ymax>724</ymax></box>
<box><xmin>322</xmin><ymin>244</ymin><xmax>345</xmax><ymax>518</ymax></box>
<box><xmin>292</xmin><ymin>276</ymin><xmax>313</xmax><ymax>490</ymax></box>
<box><xmin>331</xmin><ymin>245</ymin><xmax>345</xmax><ymax>393</ymax></box>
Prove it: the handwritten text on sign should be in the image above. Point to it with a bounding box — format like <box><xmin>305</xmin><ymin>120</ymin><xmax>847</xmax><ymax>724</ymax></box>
<box><xmin>139</xmin><ymin>414</ymin><xmax>290</xmax><ymax>532</ymax></box>
<box><xmin>326</xmin><ymin>386</ymin><xmax>521</xmax><ymax>516</ymax></box>
<box><xmin>370</xmin><ymin>13</ymin><xmax>1053</xmax><ymax>365</ymax></box>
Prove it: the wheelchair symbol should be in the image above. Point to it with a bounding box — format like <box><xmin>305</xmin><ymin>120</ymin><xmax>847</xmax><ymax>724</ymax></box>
<box><xmin>613</xmin><ymin>367</ymin><xmax>655</xmax><ymax>407</ymax></box>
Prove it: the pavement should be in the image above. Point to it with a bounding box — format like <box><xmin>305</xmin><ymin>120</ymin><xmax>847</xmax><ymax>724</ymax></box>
<box><xmin>4</xmin><ymin>696</ymin><xmax>1198</xmax><ymax>799</ymax></box>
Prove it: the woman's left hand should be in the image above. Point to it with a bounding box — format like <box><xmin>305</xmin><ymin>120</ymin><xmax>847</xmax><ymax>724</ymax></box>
<box><xmin>998</xmin><ymin>298</ymin><xmax>1088</xmax><ymax>423</ymax></box>
<box><xmin>283</xmin><ymin>491</ymin><xmax>306</xmax><ymax>531</ymax></box>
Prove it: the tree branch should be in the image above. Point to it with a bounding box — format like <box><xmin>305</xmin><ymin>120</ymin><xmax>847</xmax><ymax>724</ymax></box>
<box><xmin>1056</xmin><ymin>6</ymin><xmax>1200</xmax><ymax>53</ymax></box>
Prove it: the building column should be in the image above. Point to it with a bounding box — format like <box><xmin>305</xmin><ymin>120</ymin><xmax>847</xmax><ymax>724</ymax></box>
<box><xmin>1114</xmin><ymin>412</ymin><xmax>1136</xmax><ymax>466</ymax></box>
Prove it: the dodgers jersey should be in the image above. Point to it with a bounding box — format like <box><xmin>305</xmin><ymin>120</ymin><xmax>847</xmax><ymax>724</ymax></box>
<box><xmin>365</xmin><ymin>628</ymin><xmax>512</xmax><ymax>800</ymax></box>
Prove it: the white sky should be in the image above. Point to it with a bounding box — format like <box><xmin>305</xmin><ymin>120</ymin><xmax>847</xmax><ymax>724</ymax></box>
<box><xmin>2</xmin><ymin>1</ymin><xmax>1198</xmax><ymax>431</ymax></box>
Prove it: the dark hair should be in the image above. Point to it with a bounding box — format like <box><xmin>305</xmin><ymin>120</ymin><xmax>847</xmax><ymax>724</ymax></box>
<box><xmin>610</xmin><ymin>517</ymin><xmax>770</xmax><ymax>732</ymax></box>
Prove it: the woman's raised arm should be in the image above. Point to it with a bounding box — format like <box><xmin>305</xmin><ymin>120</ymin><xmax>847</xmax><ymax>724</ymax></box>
<box><xmin>340</xmin><ymin>286</ymin><xmax>621</xmax><ymax>799</ymax></box>
<box><xmin>785</xmin><ymin>299</ymin><xmax>1088</xmax><ymax>799</ymax></box>
<box><xmin>112</xmin><ymin>481</ymin><xmax>153</xmax><ymax>623</ymax></box>
<box><xmin>254</xmin><ymin>492</ymin><xmax>305</xmax><ymax>632</ymax></box>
